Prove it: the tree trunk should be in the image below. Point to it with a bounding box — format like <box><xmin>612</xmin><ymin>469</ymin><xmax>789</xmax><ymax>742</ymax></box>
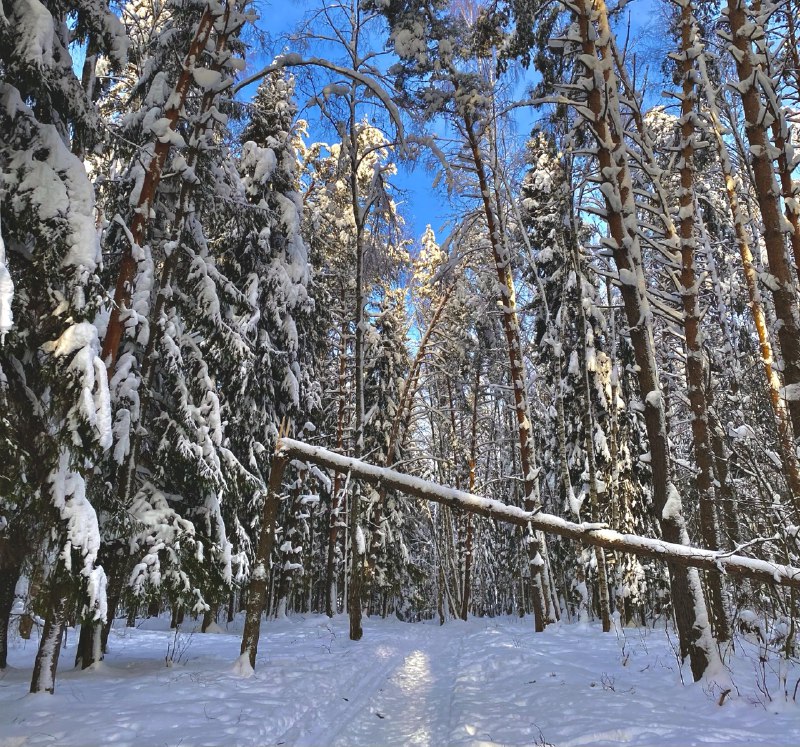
<box><xmin>240</xmin><ymin>452</ymin><xmax>288</xmax><ymax>670</ymax></box>
<box><xmin>101</xmin><ymin>4</ymin><xmax>218</xmax><ymax>372</ymax></box>
<box><xmin>347</xmin><ymin>94</ymin><xmax>366</xmax><ymax>642</ymax></box>
<box><xmin>725</xmin><ymin>0</ymin><xmax>800</xmax><ymax>443</ymax></box>
<box><xmin>697</xmin><ymin>45</ymin><xmax>800</xmax><ymax>504</ymax></box>
<box><xmin>672</xmin><ymin>0</ymin><xmax>730</xmax><ymax>642</ymax></box>
<box><xmin>201</xmin><ymin>603</ymin><xmax>219</xmax><ymax>633</ymax></box>
<box><xmin>367</xmin><ymin>287</ymin><xmax>453</xmax><ymax>574</ymax></box>
<box><xmin>277</xmin><ymin>438</ymin><xmax>800</xmax><ymax>590</ymax></box>
<box><xmin>325</xmin><ymin>299</ymin><xmax>349</xmax><ymax>618</ymax></box>
<box><xmin>275</xmin><ymin>471</ymin><xmax>306</xmax><ymax>618</ymax></box>
<box><xmin>571</xmin><ymin>245</ymin><xmax>611</xmax><ymax>632</ymax></box>
<box><xmin>30</xmin><ymin>560</ymin><xmax>71</xmax><ymax>694</ymax></box>
<box><xmin>463</xmin><ymin>114</ymin><xmax>549</xmax><ymax>633</ymax></box>
<box><xmin>0</xmin><ymin>563</ymin><xmax>20</xmax><ymax>669</ymax></box>
<box><xmin>101</xmin><ymin>552</ymin><xmax>128</xmax><ymax>654</ymax></box>
<box><xmin>553</xmin><ymin>0</ymin><xmax>718</xmax><ymax>679</ymax></box>
<box><xmin>460</xmin><ymin>359</ymin><xmax>481</xmax><ymax>621</ymax></box>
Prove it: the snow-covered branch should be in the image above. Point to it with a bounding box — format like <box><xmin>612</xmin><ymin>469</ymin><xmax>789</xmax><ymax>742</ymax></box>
<box><xmin>278</xmin><ymin>438</ymin><xmax>800</xmax><ymax>590</ymax></box>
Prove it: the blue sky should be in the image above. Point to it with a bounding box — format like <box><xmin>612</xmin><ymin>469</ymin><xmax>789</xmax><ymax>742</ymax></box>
<box><xmin>248</xmin><ymin>0</ymin><xmax>449</xmax><ymax>241</ymax></box>
<box><xmin>250</xmin><ymin>0</ymin><xmax>666</xmax><ymax>243</ymax></box>
<box><xmin>76</xmin><ymin>0</ymin><xmax>663</xmax><ymax>245</ymax></box>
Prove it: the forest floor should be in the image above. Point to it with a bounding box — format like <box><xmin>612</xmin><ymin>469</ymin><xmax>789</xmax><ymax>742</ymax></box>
<box><xmin>0</xmin><ymin>611</ymin><xmax>799</xmax><ymax>746</ymax></box>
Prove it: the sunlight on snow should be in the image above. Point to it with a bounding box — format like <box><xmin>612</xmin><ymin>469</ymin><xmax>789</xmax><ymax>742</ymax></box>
<box><xmin>397</xmin><ymin>649</ymin><xmax>430</xmax><ymax>694</ymax></box>
<box><xmin>374</xmin><ymin>644</ymin><xmax>395</xmax><ymax>660</ymax></box>
<box><xmin>396</xmin><ymin>649</ymin><xmax>432</xmax><ymax>744</ymax></box>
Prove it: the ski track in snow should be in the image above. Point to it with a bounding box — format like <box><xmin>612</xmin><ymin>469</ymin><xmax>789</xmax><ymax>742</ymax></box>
<box><xmin>325</xmin><ymin>624</ymin><xmax>465</xmax><ymax>746</ymax></box>
<box><xmin>1</xmin><ymin>614</ymin><xmax>799</xmax><ymax>747</ymax></box>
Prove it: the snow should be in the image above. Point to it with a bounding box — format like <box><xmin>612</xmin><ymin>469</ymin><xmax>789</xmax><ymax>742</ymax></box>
<box><xmin>662</xmin><ymin>482</ymin><xmax>684</xmax><ymax>521</ymax></box>
<box><xmin>276</xmin><ymin>439</ymin><xmax>800</xmax><ymax>588</ymax></box>
<box><xmin>193</xmin><ymin>67</ymin><xmax>224</xmax><ymax>90</ymax></box>
<box><xmin>43</xmin><ymin>322</ymin><xmax>113</xmax><ymax>449</ymax></box>
<box><xmin>48</xmin><ymin>450</ymin><xmax>106</xmax><ymax>619</ymax></box>
<box><xmin>13</xmin><ymin>0</ymin><xmax>54</xmax><ymax>67</ymax></box>
<box><xmin>1</xmin><ymin>85</ymin><xmax>100</xmax><ymax>276</ymax></box>
<box><xmin>780</xmin><ymin>383</ymin><xmax>800</xmax><ymax>402</ymax></box>
<box><xmin>2</xmin><ymin>613</ymin><xmax>799</xmax><ymax>746</ymax></box>
<box><xmin>356</xmin><ymin>525</ymin><xmax>366</xmax><ymax>555</ymax></box>
<box><xmin>645</xmin><ymin>389</ymin><xmax>662</xmax><ymax>408</ymax></box>
<box><xmin>0</xmin><ymin>216</ymin><xmax>13</xmax><ymax>342</ymax></box>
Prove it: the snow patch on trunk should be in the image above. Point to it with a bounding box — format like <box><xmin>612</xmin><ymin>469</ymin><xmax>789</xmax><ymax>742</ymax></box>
<box><xmin>662</xmin><ymin>483</ymin><xmax>683</xmax><ymax>521</ymax></box>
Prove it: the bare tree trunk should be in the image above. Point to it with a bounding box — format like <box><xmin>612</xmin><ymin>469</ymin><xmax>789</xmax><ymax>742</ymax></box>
<box><xmin>725</xmin><ymin>0</ymin><xmax>800</xmax><ymax>443</ymax></box>
<box><xmin>463</xmin><ymin>114</ymin><xmax>549</xmax><ymax>632</ymax></box>
<box><xmin>348</xmin><ymin>98</ymin><xmax>366</xmax><ymax>642</ymax></box>
<box><xmin>697</xmin><ymin>46</ymin><xmax>800</xmax><ymax>502</ymax></box>
<box><xmin>672</xmin><ymin>0</ymin><xmax>730</xmax><ymax>642</ymax></box>
<box><xmin>278</xmin><ymin>438</ymin><xmax>800</xmax><ymax>590</ymax></box>
<box><xmin>30</xmin><ymin>560</ymin><xmax>71</xmax><ymax>693</ymax></box>
<box><xmin>573</xmin><ymin>0</ymin><xmax>717</xmax><ymax>679</ymax></box>
<box><xmin>748</xmin><ymin>0</ymin><xmax>800</xmax><ymax>283</ymax></box>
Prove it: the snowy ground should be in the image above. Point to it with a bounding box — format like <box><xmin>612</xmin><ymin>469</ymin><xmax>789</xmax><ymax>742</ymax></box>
<box><xmin>1</xmin><ymin>613</ymin><xmax>799</xmax><ymax>747</ymax></box>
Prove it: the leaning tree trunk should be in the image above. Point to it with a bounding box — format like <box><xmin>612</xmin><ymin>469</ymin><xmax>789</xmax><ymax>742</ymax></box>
<box><xmin>278</xmin><ymin>438</ymin><xmax>800</xmax><ymax>590</ymax></box>
<box><xmin>463</xmin><ymin>114</ymin><xmax>550</xmax><ymax>632</ymax></box>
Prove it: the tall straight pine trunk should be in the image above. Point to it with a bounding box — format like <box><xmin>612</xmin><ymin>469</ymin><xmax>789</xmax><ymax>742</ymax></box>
<box><xmin>672</xmin><ymin>0</ymin><xmax>730</xmax><ymax>641</ymax></box>
<box><xmin>696</xmin><ymin>52</ymin><xmax>800</xmax><ymax>501</ymax></box>
<box><xmin>572</xmin><ymin>0</ymin><xmax>718</xmax><ymax>680</ymax></box>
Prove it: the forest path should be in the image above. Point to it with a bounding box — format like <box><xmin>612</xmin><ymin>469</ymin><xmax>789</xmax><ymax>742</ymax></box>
<box><xmin>285</xmin><ymin>618</ymin><xmax>465</xmax><ymax>746</ymax></box>
<box><xmin>327</xmin><ymin>621</ymin><xmax>464</xmax><ymax>746</ymax></box>
<box><xmin>2</xmin><ymin>613</ymin><xmax>797</xmax><ymax>747</ymax></box>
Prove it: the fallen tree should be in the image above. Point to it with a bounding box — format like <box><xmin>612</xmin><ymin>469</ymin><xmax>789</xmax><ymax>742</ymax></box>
<box><xmin>278</xmin><ymin>438</ymin><xmax>800</xmax><ymax>591</ymax></box>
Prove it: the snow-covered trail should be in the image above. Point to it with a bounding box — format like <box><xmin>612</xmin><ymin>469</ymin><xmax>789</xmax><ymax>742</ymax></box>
<box><xmin>326</xmin><ymin>623</ymin><xmax>465</xmax><ymax>746</ymax></box>
<box><xmin>1</xmin><ymin>613</ymin><xmax>799</xmax><ymax>747</ymax></box>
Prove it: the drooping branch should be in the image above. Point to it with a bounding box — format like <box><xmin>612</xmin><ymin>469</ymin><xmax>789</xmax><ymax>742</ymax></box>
<box><xmin>279</xmin><ymin>438</ymin><xmax>800</xmax><ymax>591</ymax></box>
<box><xmin>234</xmin><ymin>55</ymin><xmax>405</xmax><ymax>145</ymax></box>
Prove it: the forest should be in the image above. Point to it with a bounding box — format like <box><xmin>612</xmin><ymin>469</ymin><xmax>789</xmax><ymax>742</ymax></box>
<box><xmin>1</xmin><ymin>0</ymin><xmax>800</xmax><ymax>729</ymax></box>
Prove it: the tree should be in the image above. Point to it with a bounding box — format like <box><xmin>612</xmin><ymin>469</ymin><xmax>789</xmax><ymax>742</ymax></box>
<box><xmin>0</xmin><ymin>0</ymin><xmax>125</xmax><ymax>691</ymax></box>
